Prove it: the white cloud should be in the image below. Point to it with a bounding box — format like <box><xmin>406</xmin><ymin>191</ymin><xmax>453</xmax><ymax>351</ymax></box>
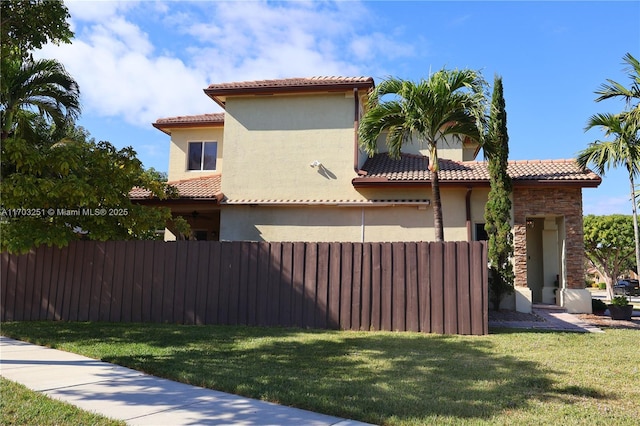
<box><xmin>37</xmin><ymin>1</ymin><xmax>414</xmax><ymax>128</ymax></box>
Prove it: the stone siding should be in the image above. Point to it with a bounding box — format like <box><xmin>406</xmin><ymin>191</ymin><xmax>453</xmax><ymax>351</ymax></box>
<box><xmin>513</xmin><ymin>187</ymin><xmax>584</xmax><ymax>290</ymax></box>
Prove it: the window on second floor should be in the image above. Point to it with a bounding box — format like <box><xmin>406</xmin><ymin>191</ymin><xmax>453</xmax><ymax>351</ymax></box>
<box><xmin>188</xmin><ymin>141</ymin><xmax>217</xmax><ymax>171</ymax></box>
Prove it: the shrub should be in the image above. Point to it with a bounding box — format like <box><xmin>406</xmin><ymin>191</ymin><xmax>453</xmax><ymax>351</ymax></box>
<box><xmin>598</xmin><ymin>282</ymin><xmax>606</xmax><ymax>290</ymax></box>
<box><xmin>610</xmin><ymin>296</ymin><xmax>630</xmax><ymax>306</ymax></box>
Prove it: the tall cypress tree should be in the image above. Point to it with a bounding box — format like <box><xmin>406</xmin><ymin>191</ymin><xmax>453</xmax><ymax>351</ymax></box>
<box><xmin>484</xmin><ymin>76</ymin><xmax>514</xmax><ymax>310</ymax></box>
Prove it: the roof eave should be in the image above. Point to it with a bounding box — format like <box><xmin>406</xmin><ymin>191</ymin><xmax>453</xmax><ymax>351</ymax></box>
<box><xmin>353</xmin><ymin>178</ymin><xmax>602</xmax><ymax>189</ymax></box>
<box><xmin>204</xmin><ymin>80</ymin><xmax>375</xmax><ymax>108</ymax></box>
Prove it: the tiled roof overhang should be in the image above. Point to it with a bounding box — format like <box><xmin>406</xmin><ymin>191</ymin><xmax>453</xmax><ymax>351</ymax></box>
<box><xmin>130</xmin><ymin>174</ymin><xmax>224</xmax><ymax>203</ymax></box>
<box><xmin>204</xmin><ymin>76</ymin><xmax>375</xmax><ymax>108</ymax></box>
<box><xmin>152</xmin><ymin>113</ymin><xmax>225</xmax><ymax>135</ymax></box>
<box><xmin>352</xmin><ymin>154</ymin><xmax>602</xmax><ymax>189</ymax></box>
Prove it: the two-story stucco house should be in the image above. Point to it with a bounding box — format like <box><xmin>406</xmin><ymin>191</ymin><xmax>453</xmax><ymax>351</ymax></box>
<box><xmin>131</xmin><ymin>76</ymin><xmax>601</xmax><ymax>314</ymax></box>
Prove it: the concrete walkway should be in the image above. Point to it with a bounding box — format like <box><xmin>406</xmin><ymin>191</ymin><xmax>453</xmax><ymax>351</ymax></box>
<box><xmin>489</xmin><ymin>306</ymin><xmax>604</xmax><ymax>333</ymax></box>
<box><xmin>0</xmin><ymin>336</ymin><xmax>372</xmax><ymax>426</ymax></box>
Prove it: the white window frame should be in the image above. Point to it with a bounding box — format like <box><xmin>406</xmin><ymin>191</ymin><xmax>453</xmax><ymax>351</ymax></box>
<box><xmin>187</xmin><ymin>141</ymin><xmax>217</xmax><ymax>171</ymax></box>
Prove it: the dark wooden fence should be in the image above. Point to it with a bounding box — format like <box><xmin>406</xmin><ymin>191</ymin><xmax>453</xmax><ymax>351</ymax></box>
<box><xmin>1</xmin><ymin>240</ymin><xmax>488</xmax><ymax>335</ymax></box>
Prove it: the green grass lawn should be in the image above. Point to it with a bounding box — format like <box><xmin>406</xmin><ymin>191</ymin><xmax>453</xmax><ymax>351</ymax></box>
<box><xmin>0</xmin><ymin>377</ymin><xmax>125</xmax><ymax>426</ymax></box>
<box><xmin>1</xmin><ymin>322</ymin><xmax>639</xmax><ymax>425</ymax></box>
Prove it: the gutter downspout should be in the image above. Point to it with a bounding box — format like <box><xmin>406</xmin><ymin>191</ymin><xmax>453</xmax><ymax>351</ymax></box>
<box><xmin>466</xmin><ymin>187</ymin><xmax>472</xmax><ymax>241</ymax></box>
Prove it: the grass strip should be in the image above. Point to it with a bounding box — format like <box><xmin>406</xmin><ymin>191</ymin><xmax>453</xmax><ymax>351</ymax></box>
<box><xmin>1</xmin><ymin>322</ymin><xmax>639</xmax><ymax>425</ymax></box>
<box><xmin>0</xmin><ymin>377</ymin><xmax>125</xmax><ymax>426</ymax></box>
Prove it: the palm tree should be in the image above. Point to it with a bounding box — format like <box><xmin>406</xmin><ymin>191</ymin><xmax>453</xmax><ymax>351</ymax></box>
<box><xmin>595</xmin><ymin>53</ymin><xmax>640</xmax><ymax>128</ymax></box>
<box><xmin>1</xmin><ymin>56</ymin><xmax>80</xmax><ymax>141</ymax></box>
<box><xmin>358</xmin><ymin>70</ymin><xmax>487</xmax><ymax>241</ymax></box>
<box><xmin>577</xmin><ymin>113</ymin><xmax>640</xmax><ymax>297</ymax></box>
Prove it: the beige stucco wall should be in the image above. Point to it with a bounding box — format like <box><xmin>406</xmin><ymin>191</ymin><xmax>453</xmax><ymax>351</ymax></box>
<box><xmin>167</xmin><ymin>127</ymin><xmax>224</xmax><ymax>181</ymax></box>
<box><xmin>220</xmin><ymin>187</ymin><xmax>488</xmax><ymax>242</ymax></box>
<box><xmin>222</xmin><ymin>93</ymin><xmax>371</xmax><ymax>201</ymax></box>
<box><xmin>366</xmin><ymin>133</ymin><xmax>478</xmax><ymax>165</ymax></box>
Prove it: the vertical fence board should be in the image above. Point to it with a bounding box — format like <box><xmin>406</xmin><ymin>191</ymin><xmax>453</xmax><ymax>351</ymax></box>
<box><xmin>67</xmin><ymin>243</ymin><xmax>84</xmax><ymax>322</ymax></box>
<box><xmin>87</xmin><ymin>242</ymin><xmax>103</xmax><ymax>322</ymax></box>
<box><xmin>120</xmin><ymin>241</ymin><xmax>137</xmax><ymax>323</ymax></box>
<box><xmin>227</xmin><ymin>242</ymin><xmax>242</xmax><ymax>325</ymax></box>
<box><xmin>216</xmin><ymin>241</ymin><xmax>232</xmax><ymax>324</ymax></box>
<box><xmin>183</xmin><ymin>241</ymin><xmax>199</xmax><ymax>324</ymax></box>
<box><xmin>293</xmin><ymin>242</ymin><xmax>305</xmax><ymax>328</ymax></box>
<box><xmin>315</xmin><ymin>243</ymin><xmax>329</xmax><ymax>329</ymax></box>
<box><xmin>444</xmin><ymin>242</ymin><xmax>458</xmax><ymax>335</ymax></box>
<box><xmin>195</xmin><ymin>242</ymin><xmax>211</xmax><ymax>325</ymax></box>
<box><xmin>130</xmin><ymin>241</ymin><xmax>145</xmax><ymax>322</ymax></box>
<box><xmin>51</xmin><ymin>243</ymin><xmax>69</xmax><ymax>321</ymax></box>
<box><xmin>430</xmin><ymin>243</ymin><xmax>444</xmax><ymax>334</ymax></box>
<box><xmin>279</xmin><ymin>242</ymin><xmax>293</xmax><ymax>327</ymax></box>
<box><xmin>100</xmin><ymin>241</ymin><xmax>115</xmax><ymax>322</ymax></box>
<box><xmin>22</xmin><ymin>250</ymin><xmax>36</xmax><ymax>321</ymax></box>
<box><xmin>370</xmin><ymin>242</ymin><xmax>382</xmax><ymax>331</ymax></box>
<box><xmin>456</xmin><ymin>243</ymin><xmax>472</xmax><ymax>335</ymax></box>
<box><xmin>267</xmin><ymin>243</ymin><xmax>282</xmax><ymax>326</ymax></box>
<box><xmin>76</xmin><ymin>241</ymin><xmax>95</xmax><ymax>321</ymax></box>
<box><xmin>4</xmin><ymin>253</ymin><xmax>19</xmax><ymax>321</ymax></box>
<box><xmin>12</xmin><ymin>253</ymin><xmax>27</xmax><ymax>320</ymax></box>
<box><xmin>351</xmin><ymin>243</ymin><xmax>363</xmax><ymax>331</ymax></box>
<box><xmin>303</xmin><ymin>243</ymin><xmax>317</xmax><ymax>329</ymax></box>
<box><xmin>380</xmin><ymin>243</ymin><xmax>393</xmax><ymax>331</ymax></box>
<box><xmin>418</xmin><ymin>242</ymin><xmax>430</xmax><ymax>333</ymax></box>
<box><xmin>0</xmin><ymin>252</ymin><xmax>9</xmax><ymax>321</ymax></box>
<box><xmin>405</xmin><ymin>243</ymin><xmax>419</xmax><ymax>332</ymax></box>
<box><xmin>327</xmin><ymin>242</ymin><xmax>341</xmax><ymax>329</ymax></box>
<box><xmin>360</xmin><ymin>243</ymin><xmax>372</xmax><ymax>331</ymax></box>
<box><xmin>246</xmin><ymin>242</ymin><xmax>259</xmax><ymax>326</ymax></box>
<box><xmin>59</xmin><ymin>244</ymin><xmax>75</xmax><ymax>321</ymax></box>
<box><xmin>471</xmin><ymin>241</ymin><xmax>488</xmax><ymax>335</ymax></box>
<box><xmin>172</xmin><ymin>242</ymin><xmax>187</xmax><ymax>323</ymax></box>
<box><xmin>140</xmin><ymin>241</ymin><xmax>155</xmax><ymax>323</ymax></box>
<box><xmin>206</xmin><ymin>242</ymin><xmax>222</xmax><ymax>324</ymax></box>
<box><xmin>150</xmin><ymin>242</ymin><xmax>165</xmax><ymax>324</ymax></box>
<box><xmin>30</xmin><ymin>247</ymin><xmax>45</xmax><ymax>320</ymax></box>
<box><xmin>110</xmin><ymin>241</ymin><xmax>127</xmax><ymax>322</ymax></box>
<box><xmin>256</xmin><ymin>242</ymin><xmax>270</xmax><ymax>326</ymax></box>
<box><xmin>392</xmin><ymin>243</ymin><xmax>406</xmax><ymax>331</ymax></box>
<box><xmin>39</xmin><ymin>247</ymin><xmax>55</xmax><ymax>321</ymax></box>
<box><xmin>160</xmin><ymin>242</ymin><xmax>177</xmax><ymax>323</ymax></box>
<box><xmin>340</xmin><ymin>243</ymin><xmax>353</xmax><ymax>330</ymax></box>
<box><xmin>237</xmin><ymin>242</ymin><xmax>251</xmax><ymax>325</ymax></box>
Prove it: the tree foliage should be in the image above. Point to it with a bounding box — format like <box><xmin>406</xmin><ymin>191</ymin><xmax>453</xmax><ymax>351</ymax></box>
<box><xmin>1</xmin><ymin>55</ymin><xmax>81</xmax><ymax>140</ymax></box>
<box><xmin>594</xmin><ymin>53</ymin><xmax>640</xmax><ymax>129</ymax></box>
<box><xmin>484</xmin><ymin>76</ymin><xmax>514</xmax><ymax>310</ymax></box>
<box><xmin>1</xmin><ymin>123</ymin><xmax>175</xmax><ymax>253</ymax></box>
<box><xmin>358</xmin><ymin>70</ymin><xmax>487</xmax><ymax>241</ymax></box>
<box><xmin>583</xmin><ymin>214</ymin><xmax>636</xmax><ymax>300</ymax></box>
<box><xmin>0</xmin><ymin>0</ymin><xmax>73</xmax><ymax>60</ymax></box>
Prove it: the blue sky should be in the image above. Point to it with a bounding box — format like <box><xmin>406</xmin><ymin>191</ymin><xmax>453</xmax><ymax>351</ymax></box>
<box><xmin>36</xmin><ymin>1</ymin><xmax>639</xmax><ymax>215</ymax></box>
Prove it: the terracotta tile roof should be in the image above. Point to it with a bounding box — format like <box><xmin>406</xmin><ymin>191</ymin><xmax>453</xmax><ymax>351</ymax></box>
<box><xmin>130</xmin><ymin>174</ymin><xmax>223</xmax><ymax>201</ymax></box>
<box><xmin>355</xmin><ymin>154</ymin><xmax>601</xmax><ymax>187</ymax></box>
<box><xmin>221</xmin><ymin>198</ymin><xmax>430</xmax><ymax>206</ymax></box>
<box><xmin>206</xmin><ymin>76</ymin><xmax>374</xmax><ymax>91</ymax></box>
<box><xmin>152</xmin><ymin>113</ymin><xmax>224</xmax><ymax>134</ymax></box>
<box><xmin>205</xmin><ymin>76</ymin><xmax>375</xmax><ymax>107</ymax></box>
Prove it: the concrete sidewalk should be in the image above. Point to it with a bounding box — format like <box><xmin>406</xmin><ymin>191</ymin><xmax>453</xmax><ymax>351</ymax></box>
<box><xmin>0</xmin><ymin>336</ymin><xmax>372</xmax><ymax>426</ymax></box>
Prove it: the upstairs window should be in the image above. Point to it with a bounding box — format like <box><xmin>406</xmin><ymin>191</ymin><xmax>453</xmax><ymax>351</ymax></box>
<box><xmin>188</xmin><ymin>141</ymin><xmax>217</xmax><ymax>171</ymax></box>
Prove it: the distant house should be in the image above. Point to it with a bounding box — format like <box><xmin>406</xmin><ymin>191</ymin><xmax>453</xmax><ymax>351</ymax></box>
<box><xmin>131</xmin><ymin>76</ymin><xmax>601</xmax><ymax>314</ymax></box>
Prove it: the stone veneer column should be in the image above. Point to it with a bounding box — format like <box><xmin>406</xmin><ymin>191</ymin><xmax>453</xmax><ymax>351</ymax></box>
<box><xmin>512</xmin><ymin>187</ymin><xmax>585</xmax><ymax>290</ymax></box>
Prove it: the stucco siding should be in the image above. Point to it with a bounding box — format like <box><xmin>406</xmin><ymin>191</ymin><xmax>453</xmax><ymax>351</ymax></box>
<box><xmin>168</xmin><ymin>127</ymin><xmax>224</xmax><ymax>181</ymax></box>
<box><xmin>219</xmin><ymin>187</ymin><xmax>483</xmax><ymax>242</ymax></box>
<box><xmin>222</xmin><ymin>93</ymin><xmax>366</xmax><ymax>201</ymax></box>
